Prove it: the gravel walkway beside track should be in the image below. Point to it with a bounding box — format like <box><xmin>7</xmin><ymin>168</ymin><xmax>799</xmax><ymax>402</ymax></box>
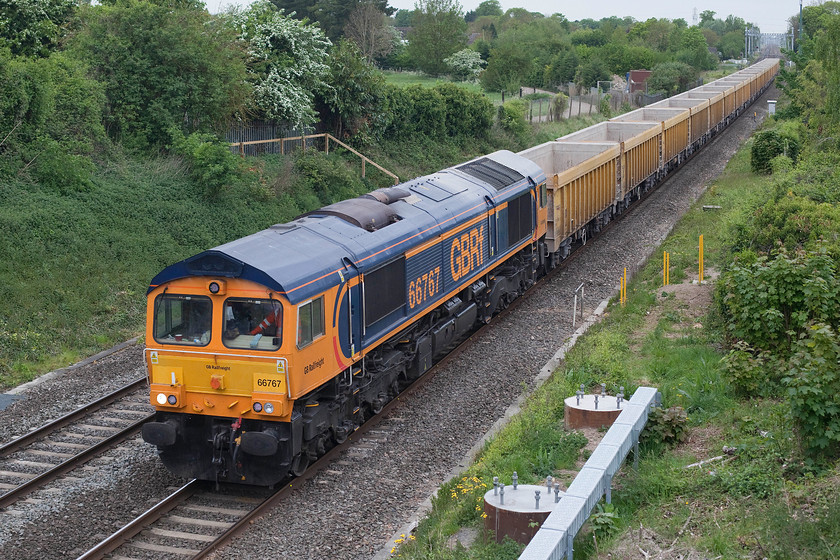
<box><xmin>0</xmin><ymin>85</ymin><xmax>777</xmax><ymax>560</ymax></box>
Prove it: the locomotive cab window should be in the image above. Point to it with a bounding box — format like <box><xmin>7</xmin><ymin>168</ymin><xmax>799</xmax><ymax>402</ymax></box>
<box><xmin>153</xmin><ymin>295</ymin><xmax>212</xmax><ymax>346</ymax></box>
<box><xmin>223</xmin><ymin>298</ymin><xmax>282</xmax><ymax>351</ymax></box>
<box><xmin>539</xmin><ymin>183</ymin><xmax>547</xmax><ymax>208</ymax></box>
<box><xmin>297</xmin><ymin>296</ymin><xmax>325</xmax><ymax>348</ymax></box>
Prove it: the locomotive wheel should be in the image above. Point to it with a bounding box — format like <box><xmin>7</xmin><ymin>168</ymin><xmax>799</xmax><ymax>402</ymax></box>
<box><xmin>290</xmin><ymin>452</ymin><xmax>309</xmax><ymax>477</ymax></box>
<box><xmin>370</xmin><ymin>394</ymin><xmax>386</xmax><ymax>415</ymax></box>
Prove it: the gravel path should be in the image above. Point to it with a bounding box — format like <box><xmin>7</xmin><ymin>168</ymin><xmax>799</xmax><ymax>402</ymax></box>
<box><xmin>0</xmin><ymin>85</ymin><xmax>777</xmax><ymax>560</ymax></box>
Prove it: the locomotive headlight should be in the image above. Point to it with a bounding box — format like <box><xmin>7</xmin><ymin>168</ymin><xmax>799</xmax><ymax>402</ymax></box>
<box><xmin>208</xmin><ymin>282</ymin><xmax>220</xmax><ymax>294</ymax></box>
<box><xmin>156</xmin><ymin>393</ymin><xmax>167</xmax><ymax>405</ymax></box>
<box><xmin>167</xmin><ymin>395</ymin><xmax>177</xmax><ymax>405</ymax></box>
<box><xmin>264</xmin><ymin>402</ymin><xmax>274</xmax><ymax>414</ymax></box>
<box><xmin>253</xmin><ymin>402</ymin><xmax>263</xmax><ymax>413</ymax></box>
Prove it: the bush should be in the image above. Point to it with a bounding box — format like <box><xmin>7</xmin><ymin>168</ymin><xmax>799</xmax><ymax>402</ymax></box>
<box><xmin>751</xmin><ymin>122</ymin><xmax>803</xmax><ymax>174</ymax></box>
<box><xmin>293</xmin><ymin>151</ymin><xmax>369</xmax><ymax>207</ymax></box>
<box><xmin>717</xmin><ymin>248</ymin><xmax>840</xmax><ymax>353</ymax></box>
<box><xmin>376</xmin><ymin>83</ymin><xmax>493</xmax><ymax>140</ymax></box>
<box><xmin>431</xmin><ymin>83</ymin><xmax>493</xmax><ymax>138</ymax></box>
<box><xmin>550</xmin><ymin>93</ymin><xmax>568</xmax><ymax>120</ymax></box>
<box><xmin>784</xmin><ymin>323</ymin><xmax>840</xmax><ymax>460</ymax></box>
<box><xmin>722</xmin><ymin>340</ymin><xmax>785</xmax><ymax>397</ymax></box>
<box><xmin>497</xmin><ymin>99</ymin><xmax>528</xmax><ymax>139</ymax></box>
<box><xmin>641</xmin><ymin>406</ymin><xmax>688</xmax><ymax>447</ymax></box>
<box><xmin>731</xmin><ymin>195</ymin><xmax>840</xmax><ymax>257</ymax></box>
<box><xmin>31</xmin><ymin>138</ymin><xmax>96</xmax><ymax>193</ymax></box>
<box><xmin>170</xmin><ymin>130</ymin><xmax>242</xmax><ymax>198</ymax></box>
<box><xmin>0</xmin><ymin>51</ymin><xmax>105</xmax><ymax>186</ymax></box>
<box><xmin>785</xmin><ymin>151</ymin><xmax>840</xmax><ymax>203</ymax></box>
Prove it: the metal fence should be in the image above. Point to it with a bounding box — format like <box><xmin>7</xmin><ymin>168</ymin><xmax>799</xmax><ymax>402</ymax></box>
<box><xmin>225</xmin><ymin>121</ymin><xmax>322</xmax><ymax>157</ymax></box>
<box><xmin>519</xmin><ymin>386</ymin><xmax>661</xmax><ymax>560</ymax></box>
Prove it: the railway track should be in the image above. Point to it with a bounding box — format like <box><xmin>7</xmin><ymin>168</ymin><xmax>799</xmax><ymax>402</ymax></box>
<box><xmin>74</xmin><ymin>334</ymin><xmax>491</xmax><ymax>560</ymax></box>
<box><xmin>0</xmin><ymin>378</ymin><xmax>152</xmax><ymax>510</ymax></box>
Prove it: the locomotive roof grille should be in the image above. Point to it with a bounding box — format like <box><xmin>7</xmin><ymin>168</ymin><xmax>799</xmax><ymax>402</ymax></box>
<box><xmin>456</xmin><ymin>158</ymin><xmax>524</xmax><ymax>190</ymax></box>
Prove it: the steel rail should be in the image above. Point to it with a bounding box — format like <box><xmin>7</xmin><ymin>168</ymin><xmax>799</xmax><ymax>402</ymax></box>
<box><xmin>75</xmin><ymin>479</ymin><xmax>203</xmax><ymax>560</ymax></box>
<box><xmin>0</xmin><ymin>413</ymin><xmax>154</xmax><ymax>509</ymax></box>
<box><xmin>0</xmin><ymin>378</ymin><xmax>147</xmax><ymax>456</ymax></box>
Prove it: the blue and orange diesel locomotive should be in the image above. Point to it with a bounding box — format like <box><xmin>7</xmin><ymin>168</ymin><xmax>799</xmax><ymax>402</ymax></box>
<box><xmin>142</xmin><ymin>152</ymin><xmax>549</xmax><ymax>485</ymax></box>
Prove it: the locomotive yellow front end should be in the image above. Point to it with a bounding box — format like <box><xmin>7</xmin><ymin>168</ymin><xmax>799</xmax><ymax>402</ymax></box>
<box><xmin>142</xmin><ymin>276</ymin><xmax>300</xmax><ymax>485</ymax></box>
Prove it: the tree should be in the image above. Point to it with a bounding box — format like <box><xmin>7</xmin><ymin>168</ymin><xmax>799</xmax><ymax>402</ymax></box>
<box><xmin>575</xmin><ymin>56</ymin><xmax>609</xmax><ymax>89</ymax></box>
<box><xmin>543</xmin><ymin>49</ymin><xmax>578</xmax><ymax>87</ymax></box>
<box><xmin>406</xmin><ymin>0</ymin><xmax>467</xmax><ymax>76</ymax></box>
<box><xmin>393</xmin><ymin>8</ymin><xmax>413</xmax><ymax>27</ymax></box>
<box><xmin>0</xmin><ymin>0</ymin><xmax>75</xmax><ymax>57</ymax></box>
<box><xmin>480</xmin><ymin>32</ymin><xmax>534</xmax><ymax>92</ymax></box>
<box><xmin>699</xmin><ymin>10</ymin><xmax>716</xmax><ymax>27</ymax></box>
<box><xmin>345</xmin><ymin>2</ymin><xmax>396</xmax><ymax>63</ymax></box>
<box><xmin>718</xmin><ymin>30</ymin><xmax>744</xmax><ymax>59</ymax></box>
<box><xmin>270</xmin><ymin>0</ymin><xmax>393</xmax><ymax>40</ymax></box>
<box><xmin>676</xmin><ymin>26</ymin><xmax>716</xmax><ymax>70</ymax></box>
<box><xmin>474</xmin><ymin>0</ymin><xmax>502</xmax><ymax>17</ymax></box>
<box><xmin>65</xmin><ymin>0</ymin><xmax>249</xmax><ymax>150</ymax></box>
<box><xmin>226</xmin><ymin>0</ymin><xmax>332</xmax><ymax>129</ymax></box>
<box><xmin>317</xmin><ymin>39</ymin><xmax>385</xmax><ymax>138</ymax></box>
<box><xmin>444</xmin><ymin>48</ymin><xmax>485</xmax><ymax>81</ymax></box>
<box><xmin>646</xmin><ymin>61</ymin><xmax>697</xmax><ymax>95</ymax></box>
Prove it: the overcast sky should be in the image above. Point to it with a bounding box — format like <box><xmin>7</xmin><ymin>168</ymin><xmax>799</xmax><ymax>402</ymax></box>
<box><xmin>210</xmin><ymin>0</ymin><xmax>802</xmax><ymax>34</ymax></box>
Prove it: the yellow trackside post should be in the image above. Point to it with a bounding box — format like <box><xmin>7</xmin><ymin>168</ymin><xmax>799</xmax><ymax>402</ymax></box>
<box><xmin>621</xmin><ymin>267</ymin><xmax>627</xmax><ymax>305</ymax></box>
<box><xmin>699</xmin><ymin>235</ymin><xmax>704</xmax><ymax>284</ymax></box>
<box><xmin>663</xmin><ymin>251</ymin><xmax>671</xmax><ymax>286</ymax></box>
<box><xmin>620</xmin><ymin>275</ymin><xmax>624</xmax><ymax>305</ymax></box>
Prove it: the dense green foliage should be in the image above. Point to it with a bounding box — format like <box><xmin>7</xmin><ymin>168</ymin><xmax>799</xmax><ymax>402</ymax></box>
<box><xmin>784</xmin><ymin>323</ymin><xmax>840</xmax><ymax>459</ymax></box>
<box><xmin>719</xmin><ymin>249</ymin><xmax>840</xmax><ymax>352</ymax></box>
<box><xmin>318</xmin><ymin>39</ymin><xmax>386</xmax><ymax>138</ymax></box>
<box><xmin>406</xmin><ymin>0</ymin><xmax>467</xmax><ymax>76</ymax></box>
<box><xmin>0</xmin><ymin>0</ymin><xmax>75</xmax><ymax>57</ymax></box>
<box><xmin>717</xmin><ymin>8</ymin><xmax>840</xmax><ymax>464</ymax></box>
<box><xmin>66</xmin><ymin>0</ymin><xmax>248</xmax><ymax>151</ymax></box>
<box><xmin>0</xmin><ymin>50</ymin><xmax>106</xmax><ymax>190</ymax></box>
<box><xmin>375</xmin><ymin>82</ymin><xmax>493</xmax><ymax>141</ymax></box>
<box><xmin>749</xmin><ymin>121</ymin><xmax>803</xmax><ymax>173</ymax></box>
<box><xmin>646</xmin><ymin>61</ymin><xmax>698</xmax><ymax>95</ymax></box>
<box><xmin>222</xmin><ymin>0</ymin><xmax>331</xmax><ymax>129</ymax></box>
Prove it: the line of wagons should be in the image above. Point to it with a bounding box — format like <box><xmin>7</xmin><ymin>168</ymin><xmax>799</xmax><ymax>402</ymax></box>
<box><xmin>141</xmin><ymin>58</ymin><xmax>779</xmax><ymax>486</ymax></box>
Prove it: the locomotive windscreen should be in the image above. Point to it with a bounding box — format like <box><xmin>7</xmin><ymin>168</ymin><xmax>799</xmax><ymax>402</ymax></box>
<box><xmin>456</xmin><ymin>158</ymin><xmax>524</xmax><ymax>190</ymax></box>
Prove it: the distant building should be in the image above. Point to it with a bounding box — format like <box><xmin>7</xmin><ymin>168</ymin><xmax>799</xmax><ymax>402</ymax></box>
<box><xmin>627</xmin><ymin>70</ymin><xmax>652</xmax><ymax>93</ymax></box>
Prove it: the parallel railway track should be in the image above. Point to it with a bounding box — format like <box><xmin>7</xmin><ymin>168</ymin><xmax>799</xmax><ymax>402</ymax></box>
<box><xmin>0</xmin><ymin>379</ymin><xmax>152</xmax><ymax>510</ymax></box>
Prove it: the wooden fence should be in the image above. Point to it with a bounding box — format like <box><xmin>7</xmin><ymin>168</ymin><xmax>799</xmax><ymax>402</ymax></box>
<box><xmin>229</xmin><ymin>133</ymin><xmax>400</xmax><ymax>186</ymax></box>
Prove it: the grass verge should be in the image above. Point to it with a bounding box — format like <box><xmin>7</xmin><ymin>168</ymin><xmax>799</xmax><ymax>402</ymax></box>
<box><xmin>388</xmin><ymin>136</ymin><xmax>840</xmax><ymax>559</ymax></box>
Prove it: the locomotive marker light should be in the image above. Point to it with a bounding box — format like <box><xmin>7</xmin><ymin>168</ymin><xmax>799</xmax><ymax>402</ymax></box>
<box><xmin>253</xmin><ymin>402</ymin><xmax>263</xmax><ymax>412</ymax></box>
<box><xmin>264</xmin><ymin>402</ymin><xmax>274</xmax><ymax>414</ymax></box>
<box><xmin>156</xmin><ymin>393</ymin><xmax>167</xmax><ymax>405</ymax></box>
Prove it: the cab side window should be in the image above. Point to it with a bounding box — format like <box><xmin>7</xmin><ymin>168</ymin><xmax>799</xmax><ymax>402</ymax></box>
<box><xmin>297</xmin><ymin>296</ymin><xmax>324</xmax><ymax>348</ymax></box>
